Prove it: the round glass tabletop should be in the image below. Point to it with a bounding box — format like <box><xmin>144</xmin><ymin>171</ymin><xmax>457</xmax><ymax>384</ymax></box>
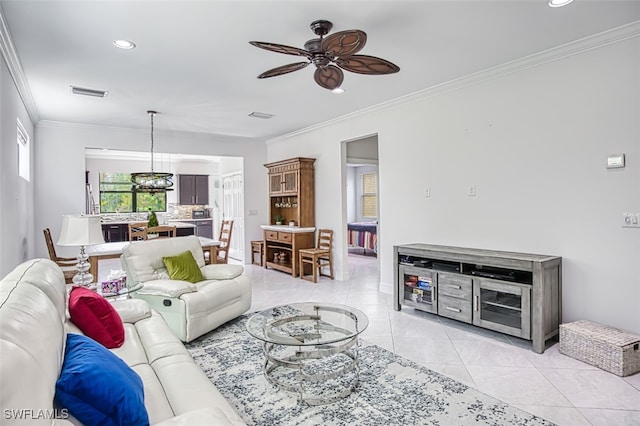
<box><xmin>246</xmin><ymin>303</ymin><xmax>369</xmax><ymax>346</ymax></box>
<box><xmin>99</xmin><ymin>282</ymin><xmax>143</xmax><ymax>298</ymax></box>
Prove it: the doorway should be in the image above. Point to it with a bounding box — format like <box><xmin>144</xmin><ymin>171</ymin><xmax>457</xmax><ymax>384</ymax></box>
<box><xmin>343</xmin><ymin>135</ymin><xmax>380</xmax><ymax>274</ymax></box>
<box><xmin>222</xmin><ymin>172</ymin><xmax>244</xmax><ymax>262</ymax></box>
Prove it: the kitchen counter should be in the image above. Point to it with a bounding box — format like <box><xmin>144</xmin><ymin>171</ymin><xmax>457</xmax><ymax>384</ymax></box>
<box><xmin>165</xmin><ymin>221</ymin><xmax>196</xmax><ymax>228</ymax></box>
<box><xmin>102</xmin><ymin>220</ymin><xmax>196</xmax><ymax>228</ymax></box>
<box><xmin>101</xmin><ymin>220</ymin><xmax>199</xmax><ymax>243</ymax></box>
<box><xmin>260</xmin><ymin>225</ymin><xmax>316</xmax><ymax>233</ymax></box>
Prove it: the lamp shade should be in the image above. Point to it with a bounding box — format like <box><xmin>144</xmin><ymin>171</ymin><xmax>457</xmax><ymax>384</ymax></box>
<box><xmin>57</xmin><ymin>215</ymin><xmax>105</xmax><ymax>246</ymax></box>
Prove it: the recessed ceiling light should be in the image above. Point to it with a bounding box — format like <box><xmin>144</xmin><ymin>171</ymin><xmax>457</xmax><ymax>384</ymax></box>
<box><xmin>70</xmin><ymin>86</ymin><xmax>108</xmax><ymax>98</ymax></box>
<box><xmin>548</xmin><ymin>0</ymin><xmax>574</xmax><ymax>7</ymax></box>
<box><xmin>113</xmin><ymin>39</ymin><xmax>136</xmax><ymax>49</ymax></box>
<box><xmin>331</xmin><ymin>87</ymin><xmax>345</xmax><ymax>94</ymax></box>
<box><xmin>248</xmin><ymin>112</ymin><xmax>274</xmax><ymax>119</ymax></box>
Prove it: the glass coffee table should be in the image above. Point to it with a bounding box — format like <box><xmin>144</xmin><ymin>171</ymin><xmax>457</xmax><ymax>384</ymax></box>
<box><xmin>98</xmin><ymin>283</ymin><xmax>143</xmax><ymax>299</ymax></box>
<box><xmin>246</xmin><ymin>303</ymin><xmax>369</xmax><ymax>405</ymax></box>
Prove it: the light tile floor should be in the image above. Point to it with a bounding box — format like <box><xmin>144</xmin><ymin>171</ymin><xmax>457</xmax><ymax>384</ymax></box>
<box><xmin>99</xmin><ymin>254</ymin><xmax>640</xmax><ymax>425</ymax></box>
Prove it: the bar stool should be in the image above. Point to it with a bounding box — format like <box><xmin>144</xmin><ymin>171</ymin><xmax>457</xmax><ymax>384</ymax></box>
<box><xmin>251</xmin><ymin>240</ymin><xmax>264</xmax><ymax>266</ymax></box>
<box><xmin>299</xmin><ymin>229</ymin><xmax>334</xmax><ymax>283</ymax></box>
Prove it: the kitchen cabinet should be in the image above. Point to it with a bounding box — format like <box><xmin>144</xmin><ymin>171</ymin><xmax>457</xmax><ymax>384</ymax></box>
<box><xmin>264</xmin><ymin>157</ymin><xmax>315</xmax><ymax>228</ymax></box>
<box><xmin>179</xmin><ymin>174</ymin><xmax>209</xmax><ymax>205</ymax></box>
<box><xmin>102</xmin><ymin>223</ymin><xmax>128</xmax><ymax>242</ymax></box>
<box><xmin>176</xmin><ymin>226</ymin><xmax>196</xmax><ymax>237</ymax></box>
<box><xmin>172</xmin><ymin>219</ymin><xmax>213</xmax><ymax>239</ymax></box>
<box><xmin>194</xmin><ymin>220</ymin><xmax>213</xmax><ymax>239</ymax></box>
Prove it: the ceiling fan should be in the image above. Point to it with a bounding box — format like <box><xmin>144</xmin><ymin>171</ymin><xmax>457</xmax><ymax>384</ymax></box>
<box><xmin>249</xmin><ymin>20</ymin><xmax>400</xmax><ymax>91</ymax></box>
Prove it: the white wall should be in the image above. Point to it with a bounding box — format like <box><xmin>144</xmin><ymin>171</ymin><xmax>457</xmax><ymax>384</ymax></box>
<box><xmin>267</xmin><ymin>36</ymin><xmax>640</xmax><ymax>333</ymax></box>
<box><xmin>34</xmin><ymin>123</ymin><xmax>268</xmax><ymax>262</ymax></box>
<box><xmin>0</xmin><ymin>55</ymin><xmax>35</xmax><ymax>277</ymax></box>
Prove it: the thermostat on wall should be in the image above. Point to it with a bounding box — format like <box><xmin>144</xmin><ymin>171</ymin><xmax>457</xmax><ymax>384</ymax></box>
<box><xmin>607</xmin><ymin>154</ymin><xmax>625</xmax><ymax>169</ymax></box>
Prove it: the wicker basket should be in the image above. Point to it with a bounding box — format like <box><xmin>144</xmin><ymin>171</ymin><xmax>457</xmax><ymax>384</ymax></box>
<box><xmin>559</xmin><ymin>320</ymin><xmax>640</xmax><ymax>377</ymax></box>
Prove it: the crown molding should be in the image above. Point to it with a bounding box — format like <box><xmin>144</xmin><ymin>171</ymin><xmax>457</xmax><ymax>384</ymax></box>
<box><xmin>37</xmin><ymin>119</ymin><xmax>147</xmax><ymax>134</ymax></box>
<box><xmin>269</xmin><ymin>20</ymin><xmax>640</xmax><ymax>144</ymax></box>
<box><xmin>0</xmin><ymin>5</ymin><xmax>39</xmax><ymax>123</ymax></box>
<box><xmin>37</xmin><ymin>119</ymin><xmax>262</xmax><ymax>144</ymax></box>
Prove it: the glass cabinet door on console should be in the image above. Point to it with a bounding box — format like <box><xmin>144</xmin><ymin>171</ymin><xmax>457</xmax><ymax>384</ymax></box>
<box><xmin>399</xmin><ymin>266</ymin><xmax>437</xmax><ymax>314</ymax></box>
<box><xmin>472</xmin><ymin>278</ymin><xmax>531</xmax><ymax>339</ymax></box>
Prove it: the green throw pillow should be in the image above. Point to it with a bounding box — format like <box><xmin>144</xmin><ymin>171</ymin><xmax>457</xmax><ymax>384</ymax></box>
<box><xmin>163</xmin><ymin>250</ymin><xmax>204</xmax><ymax>283</ymax></box>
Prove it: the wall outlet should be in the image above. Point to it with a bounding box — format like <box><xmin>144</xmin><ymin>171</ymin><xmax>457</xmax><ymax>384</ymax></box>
<box><xmin>425</xmin><ymin>187</ymin><xmax>431</xmax><ymax>197</ymax></box>
<box><xmin>248</xmin><ymin>209</ymin><xmax>258</xmax><ymax>216</ymax></box>
<box><xmin>622</xmin><ymin>212</ymin><xmax>640</xmax><ymax>228</ymax></box>
<box><xmin>468</xmin><ymin>185</ymin><xmax>476</xmax><ymax>197</ymax></box>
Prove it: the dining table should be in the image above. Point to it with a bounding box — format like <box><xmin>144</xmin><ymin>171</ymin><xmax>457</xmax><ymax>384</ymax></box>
<box><xmin>86</xmin><ymin>237</ymin><xmax>220</xmax><ymax>280</ymax></box>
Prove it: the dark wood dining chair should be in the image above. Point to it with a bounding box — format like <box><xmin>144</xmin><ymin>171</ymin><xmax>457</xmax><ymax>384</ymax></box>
<box><xmin>128</xmin><ymin>222</ymin><xmax>148</xmax><ymax>241</ymax></box>
<box><xmin>43</xmin><ymin>228</ymin><xmax>77</xmax><ymax>284</ymax></box>
<box><xmin>216</xmin><ymin>220</ymin><xmax>234</xmax><ymax>264</ymax></box>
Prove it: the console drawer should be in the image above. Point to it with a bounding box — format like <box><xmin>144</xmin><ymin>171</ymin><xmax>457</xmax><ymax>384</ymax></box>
<box><xmin>265</xmin><ymin>231</ymin><xmax>278</xmax><ymax>240</ymax></box>
<box><xmin>438</xmin><ymin>295</ymin><xmax>472</xmax><ymax>323</ymax></box>
<box><xmin>438</xmin><ymin>276</ymin><xmax>472</xmax><ymax>300</ymax></box>
<box><xmin>278</xmin><ymin>232</ymin><xmax>292</xmax><ymax>242</ymax></box>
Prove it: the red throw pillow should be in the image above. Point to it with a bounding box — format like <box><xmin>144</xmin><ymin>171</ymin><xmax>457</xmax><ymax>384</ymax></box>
<box><xmin>68</xmin><ymin>287</ymin><xmax>125</xmax><ymax>349</ymax></box>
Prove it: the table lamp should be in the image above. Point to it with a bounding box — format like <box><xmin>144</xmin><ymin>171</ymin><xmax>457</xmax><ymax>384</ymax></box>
<box><xmin>57</xmin><ymin>214</ymin><xmax>105</xmax><ymax>287</ymax></box>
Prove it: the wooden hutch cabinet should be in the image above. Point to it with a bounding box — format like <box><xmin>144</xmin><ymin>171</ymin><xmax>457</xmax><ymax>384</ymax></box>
<box><xmin>265</xmin><ymin>157</ymin><xmax>315</xmax><ymax>228</ymax></box>
<box><xmin>262</xmin><ymin>157</ymin><xmax>316</xmax><ymax>277</ymax></box>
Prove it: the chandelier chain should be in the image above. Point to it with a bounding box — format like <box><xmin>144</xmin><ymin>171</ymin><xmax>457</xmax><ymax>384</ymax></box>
<box><xmin>149</xmin><ymin>111</ymin><xmax>155</xmax><ymax>174</ymax></box>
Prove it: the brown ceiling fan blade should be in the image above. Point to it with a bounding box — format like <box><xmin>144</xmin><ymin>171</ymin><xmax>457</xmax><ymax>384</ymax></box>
<box><xmin>336</xmin><ymin>55</ymin><xmax>400</xmax><ymax>75</ymax></box>
<box><xmin>313</xmin><ymin>65</ymin><xmax>344</xmax><ymax>90</ymax></box>
<box><xmin>321</xmin><ymin>30</ymin><xmax>367</xmax><ymax>57</ymax></box>
<box><xmin>249</xmin><ymin>41</ymin><xmax>311</xmax><ymax>58</ymax></box>
<box><xmin>257</xmin><ymin>62</ymin><xmax>310</xmax><ymax>79</ymax></box>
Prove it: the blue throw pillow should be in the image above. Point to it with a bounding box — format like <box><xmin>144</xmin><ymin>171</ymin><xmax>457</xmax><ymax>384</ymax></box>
<box><xmin>55</xmin><ymin>333</ymin><xmax>149</xmax><ymax>426</ymax></box>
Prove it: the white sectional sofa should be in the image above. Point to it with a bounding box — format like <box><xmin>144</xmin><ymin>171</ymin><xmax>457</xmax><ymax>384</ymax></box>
<box><xmin>0</xmin><ymin>259</ymin><xmax>246</xmax><ymax>425</ymax></box>
<box><xmin>121</xmin><ymin>235</ymin><xmax>252</xmax><ymax>342</ymax></box>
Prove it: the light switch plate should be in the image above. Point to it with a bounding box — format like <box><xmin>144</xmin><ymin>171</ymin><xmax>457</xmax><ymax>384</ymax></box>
<box><xmin>622</xmin><ymin>212</ymin><xmax>640</xmax><ymax>228</ymax></box>
<box><xmin>607</xmin><ymin>154</ymin><xmax>625</xmax><ymax>169</ymax></box>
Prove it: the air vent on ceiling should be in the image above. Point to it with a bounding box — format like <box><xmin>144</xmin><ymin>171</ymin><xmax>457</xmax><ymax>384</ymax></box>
<box><xmin>248</xmin><ymin>112</ymin><xmax>274</xmax><ymax>119</ymax></box>
<box><xmin>70</xmin><ymin>86</ymin><xmax>108</xmax><ymax>98</ymax></box>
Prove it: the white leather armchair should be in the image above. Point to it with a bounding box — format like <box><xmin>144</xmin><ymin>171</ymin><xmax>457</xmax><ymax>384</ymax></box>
<box><xmin>121</xmin><ymin>235</ymin><xmax>251</xmax><ymax>342</ymax></box>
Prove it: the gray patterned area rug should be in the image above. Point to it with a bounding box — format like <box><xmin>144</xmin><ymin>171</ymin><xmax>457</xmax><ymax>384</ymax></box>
<box><xmin>185</xmin><ymin>316</ymin><xmax>555</xmax><ymax>426</ymax></box>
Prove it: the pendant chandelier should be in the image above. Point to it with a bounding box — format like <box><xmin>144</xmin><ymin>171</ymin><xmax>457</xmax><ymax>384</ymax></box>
<box><xmin>131</xmin><ymin>110</ymin><xmax>174</xmax><ymax>192</ymax></box>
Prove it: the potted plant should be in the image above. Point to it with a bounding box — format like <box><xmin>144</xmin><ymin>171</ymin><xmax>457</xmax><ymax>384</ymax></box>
<box><xmin>147</xmin><ymin>209</ymin><xmax>159</xmax><ymax>227</ymax></box>
<box><xmin>274</xmin><ymin>214</ymin><xmax>284</xmax><ymax>225</ymax></box>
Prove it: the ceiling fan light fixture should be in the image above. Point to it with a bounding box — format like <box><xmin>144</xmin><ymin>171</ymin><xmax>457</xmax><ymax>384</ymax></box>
<box><xmin>131</xmin><ymin>111</ymin><xmax>174</xmax><ymax>193</ymax></box>
<box><xmin>331</xmin><ymin>87</ymin><xmax>345</xmax><ymax>94</ymax></box>
<box><xmin>113</xmin><ymin>39</ymin><xmax>136</xmax><ymax>49</ymax></box>
<box><xmin>548</xmin><ymin>0</ymin><xmax>574</xmax><ymax>7</ymax></box>
<box><xmin>250</xmin><ymin>20</ymin><xmax>399</xmax><ymax>91</ymax></box>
